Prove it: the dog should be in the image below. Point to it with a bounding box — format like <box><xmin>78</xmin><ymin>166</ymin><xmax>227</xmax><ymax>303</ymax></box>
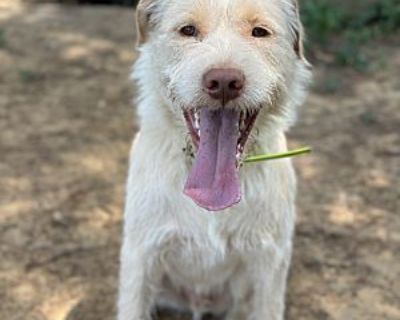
<box><xmin>118</xmin><ymin>0</ymin><xmax>311</xmax><ymax>319</ymax></box>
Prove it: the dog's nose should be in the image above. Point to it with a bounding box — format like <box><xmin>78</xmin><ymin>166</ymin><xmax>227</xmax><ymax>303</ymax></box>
<box><xmin>203</xmin><ymin>68</ymin><xmax>245</xmax><ymax>104</ymax></box>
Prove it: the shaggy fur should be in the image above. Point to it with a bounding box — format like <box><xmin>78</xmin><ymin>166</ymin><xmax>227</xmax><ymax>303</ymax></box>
<box><xmin>118</xmin><ymin>0</ymin><xmax>311</xmax><ymax>319</ymax></box>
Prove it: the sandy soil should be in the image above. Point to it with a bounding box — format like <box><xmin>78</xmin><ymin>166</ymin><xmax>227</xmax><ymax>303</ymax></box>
<box><xmin>0</xmin><ymin>4</ymin><xmax>399</xmax><ymax>320</ymax></box>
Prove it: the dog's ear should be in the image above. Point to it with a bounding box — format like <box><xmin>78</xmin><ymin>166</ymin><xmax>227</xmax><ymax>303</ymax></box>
<box><xmin>288</xmin><ymin>0</ymin><xmax>310</xmax><ymax>67</ymax></box>
<box><xmin>136</xmin><ymin>0</ymin><xmax>159</xmax><ymax>45</ymax></box>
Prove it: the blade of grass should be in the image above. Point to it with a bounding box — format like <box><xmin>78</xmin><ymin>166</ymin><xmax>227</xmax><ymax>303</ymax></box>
<box><xmin>244</xmin><ymin>146</ymin><xmax>312</xmax><ymax>164</ymax></box>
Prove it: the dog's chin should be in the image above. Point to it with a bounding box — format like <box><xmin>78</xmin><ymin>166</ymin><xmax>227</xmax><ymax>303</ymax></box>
<box><xmin>182</xmin><ymin>106</ymin><xmax>260</xmax><ymax>212</ymax></box>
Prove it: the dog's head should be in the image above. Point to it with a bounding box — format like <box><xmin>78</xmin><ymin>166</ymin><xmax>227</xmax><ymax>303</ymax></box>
<box><xmin>135</xmin><ymin>0</ymin><xmax>311</xmax><ymax>211</ymax></box>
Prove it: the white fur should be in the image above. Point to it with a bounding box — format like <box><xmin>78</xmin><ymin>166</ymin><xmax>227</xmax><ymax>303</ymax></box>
<box><xmin>118</xmin><ymin>0</ymin><xmax>311</xmax><ymax>319</ymax></box>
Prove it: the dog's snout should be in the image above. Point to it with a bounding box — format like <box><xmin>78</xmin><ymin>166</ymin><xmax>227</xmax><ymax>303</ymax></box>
<box><xmin>203</xmin><ymin>68</ymin><xmax>245</xmax><ymax>104</ymax></box>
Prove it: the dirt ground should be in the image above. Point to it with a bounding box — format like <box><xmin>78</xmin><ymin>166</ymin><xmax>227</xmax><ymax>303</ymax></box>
<box><xmin>0</xmin><ymin>3</ymin><xmax>399</xmax><ymax>320</ymax></box>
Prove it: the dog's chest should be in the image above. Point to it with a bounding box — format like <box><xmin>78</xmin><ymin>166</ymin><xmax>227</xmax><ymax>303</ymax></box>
<box><xmin>161</xmin><ymin>227</ymin><xmax>239</xmax><ymax>281</ymax></box>
<box><xmin>158</xmin><ymin>231</ymin><xmax>242</xmax><ymax>311</ymax></box>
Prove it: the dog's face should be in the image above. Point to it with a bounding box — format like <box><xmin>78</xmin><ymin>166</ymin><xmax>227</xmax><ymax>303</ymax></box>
<box><xmin>135</xmin><ymin>0</ymin><xmax>311</xmax><ymax>211</ymax></box>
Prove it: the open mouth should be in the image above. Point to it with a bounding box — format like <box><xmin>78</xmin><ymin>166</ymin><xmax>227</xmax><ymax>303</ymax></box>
<box><xmin>183</xmin><ymin>107</ymin><xmax>259</xmax><ymax>211</ymax></box>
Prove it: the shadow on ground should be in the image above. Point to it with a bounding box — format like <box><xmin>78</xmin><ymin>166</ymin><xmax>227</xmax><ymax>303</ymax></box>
<box><xmin>0</xmin><ymin>3</ymin><xmax>399</xmax><ymax>320</ymax></box>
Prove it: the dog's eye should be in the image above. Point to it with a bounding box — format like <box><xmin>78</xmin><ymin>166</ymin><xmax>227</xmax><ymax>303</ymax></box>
<box><xmin>252</xmin><ymin>27</ymin><xmax>271</xmax><ymax>38</ymax></box>
<box><xmin>180</xmin><ymin>25</ymin><xmax>197</xmax><ymax>37</ymax></box>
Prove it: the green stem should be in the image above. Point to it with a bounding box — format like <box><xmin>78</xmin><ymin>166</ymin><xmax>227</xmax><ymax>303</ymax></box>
<box><xmin>244</xmin><ymin>146</ymin><xmax>312</xmax><ymax>164</ymax></box>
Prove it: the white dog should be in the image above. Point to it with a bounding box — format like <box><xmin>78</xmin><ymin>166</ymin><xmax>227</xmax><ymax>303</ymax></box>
<box><xmin>118</xmin><ymin>0</ymin><xmax>311</xmax><ymax>319</ymax></box>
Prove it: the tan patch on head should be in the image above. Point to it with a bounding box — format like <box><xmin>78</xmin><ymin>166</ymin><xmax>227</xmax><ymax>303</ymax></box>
<box><xmin>161</xmin><ymin>0</ymin><xmax>283</xmax><ymax>41</ymax></box>
<box><xmin>180</xmin><ymin>1</ymin><xmax>212</xmax><ymax>38</ymax></box>
<box><xmin>232</xmin><ymin>0</ymin><xmax>282</xmax><ymax>36</ymax></box>
<box><xmin>234</xmin><ymin>1</ymin><xmax>266</xmax><ymax>24</ymax></box>
<box><xmin>161</xmin><ymin>0</ymin><xmax>218</xmax><ymax>40</ymax></box>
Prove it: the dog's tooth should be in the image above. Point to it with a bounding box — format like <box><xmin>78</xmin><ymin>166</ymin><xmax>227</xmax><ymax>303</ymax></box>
<box><xmin>237</xmin><ymin>141</ymin><xmax>243</xmax><ymax>154</ymax></box>
<box><xmin>194</xmin><ymin>112</ymin><xmax>200</xmax><ymax>130</ymax></box>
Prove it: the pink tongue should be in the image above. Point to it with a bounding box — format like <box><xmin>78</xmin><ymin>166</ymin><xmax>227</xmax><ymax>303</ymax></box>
<box><xmin>184</xmin><ymin>108</ymin><xmax>241</xmax><ymax>211</ymax></box>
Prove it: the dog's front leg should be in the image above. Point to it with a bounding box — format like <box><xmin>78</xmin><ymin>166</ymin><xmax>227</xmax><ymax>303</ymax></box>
<box><xmin>117</xmin><ymin>239</ymin><xmax>154</xmax><ymax>320</ymax></box>
<box><xmin>228</xmin><ymin>248</ymin><xmax>291</xmax><ymax>320</ymax></box>
<box><xmin>249</xmin><ymin>251</ymin><xmax>292</xmax><ymax>320</ymax></box>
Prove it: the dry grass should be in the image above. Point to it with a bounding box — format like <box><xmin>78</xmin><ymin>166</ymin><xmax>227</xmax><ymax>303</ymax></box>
<box><xmin>0</xmin><ymin>3</ymin><xmax>399</xmax><ymax>320</ymax></box>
